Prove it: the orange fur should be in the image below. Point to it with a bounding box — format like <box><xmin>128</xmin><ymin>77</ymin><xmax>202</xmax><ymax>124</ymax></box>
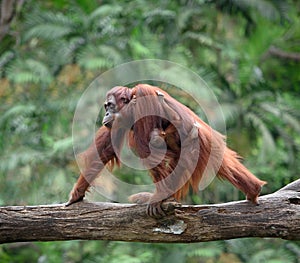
<box><xmin>68</xmin><ymin>84</ymin><xmax>266</xmax><ymax>207</ymax></box>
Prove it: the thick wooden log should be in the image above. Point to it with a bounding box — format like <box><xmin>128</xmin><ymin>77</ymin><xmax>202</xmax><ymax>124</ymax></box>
<box><xmin>0</xmin><ymin>180</ymin><xmax>299</xmax><ymax>244</ymax></box>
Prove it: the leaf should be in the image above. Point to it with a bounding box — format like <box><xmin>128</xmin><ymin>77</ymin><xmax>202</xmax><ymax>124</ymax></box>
<box><xmin>183</xmin><ymin>32</ymin><xmax>222</xmax><ymax>50</ymax></box>
<box><xmin>220</xmin><ymin>103</ymin><xmax>240</xmax><ymax>124</ymax></box>
<box><xmin>129</xmin><ymin>39</ymin><xmax>152</xmax><ymax>57</ymax></box>
<box><xmin>52</xmin><ymin>137</ymin><xmax>73</xmax><ymax>154</ymax></box>
<box><xmin>177</xmin><ymin>8</ymin><xmax>202</xmax><ymax>30</ymax></box>
<box><xmin>0</xmin><ymin>104</ymin><xmax>36</xmax><ymax>127</ymax></box>
<box><xmin>245</xmin><ymin>112</ymin><xmax>276</xmax><ymax>160</ymax></box>
<box><xmin>0</xmin><ymin>51</ymin><xmax>14</xmax><ymax>69</ymax></box>
<box><xmin>77</xmin><ymin>45</ymin><xmax>122</xmax><ymax>70</ymax></box>
<box><xmin>24</xmin><ymin>24</ymin><xmax>73</xmax><ymax>40</ymax></box>
<box><xmin>187</xmin><ymin>247</ymin><xmax>222</xmax><ymax>258</ymax></box>
<box><xmin>144</xmin><ymin>9</ymin><xmax>176</xmax><ymax>20</ymax></box>
<box><xmin>89</xmin><ymin>4</ymin><xmax>122</xmax><ymax>21</ymax></box>
<box><xmin>6</xmin><ymin>59</ymin><xmax>53</xmax><ymax>84</ymax></box>
<box><xmin>261</xmin><ymin>102</ymin><xmax>300</xmax><ymax>133</ymax></box>
<box><xmin>24</xmin><ymin>11</ymin><xmax>75</xmax><ymax>40</ymax></box>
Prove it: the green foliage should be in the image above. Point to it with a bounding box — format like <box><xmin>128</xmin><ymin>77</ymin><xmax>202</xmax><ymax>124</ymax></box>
<box><xmin>226</xmin><ymin>239</ymin><xmax>299</xmax><ymax>263</ymax></box>
<box><xmin>7</xmin><ymin>59</ymin><xmax>53</xmax><ymax>85</ymax></box>
<box><xmin>0</xmin><ymin>0</ymin><xmax>299</xmax><ymax>262</ymax></box>
<box><xmin>77</xmin><ymin>45</ymin><xmax>122</xmax><ymax>70</ymax></box>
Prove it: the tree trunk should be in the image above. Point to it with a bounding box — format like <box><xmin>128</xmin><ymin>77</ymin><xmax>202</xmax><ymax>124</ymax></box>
<box><xmin>0</xmin><ymin>179</ymin><xmax>299</xmax><ymax>244</ymax></box>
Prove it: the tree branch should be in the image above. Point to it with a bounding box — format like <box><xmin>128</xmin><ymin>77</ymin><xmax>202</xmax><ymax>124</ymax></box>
<box><xmin>268</xmin><ymin>46</ymin><xmax>300</xmax><ymax>62</ymax></box>
<box><xmin>0</xmin><ymin>0</ymin><xmax>16</xmax><ymax>41</ymax></box>
<box><xmin>0</xmin><ymin>0</ymin><xmax>24</xmax><ymax>41</ymax></box>
<box><xmin>0</xmin><ymin>179</ymin><xmax>299</xmax><ymax>244</ymax></box>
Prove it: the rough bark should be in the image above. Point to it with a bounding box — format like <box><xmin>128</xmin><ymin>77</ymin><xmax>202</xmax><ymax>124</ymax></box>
<box><xmin>0</xmin><ymin>180</ymin><xmax>299</xmax><ymax>244</ymax></box>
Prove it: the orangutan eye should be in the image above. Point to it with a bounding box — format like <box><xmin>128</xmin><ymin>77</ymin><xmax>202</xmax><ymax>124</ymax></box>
<box><xmin>121</xmin><ymin>97</ymin><xmax>129</xmax><ymax>104</ymax></box>
<box><xmin>104</xmin><ymin>102</ymin><xmax>116</xmax><ymax>111</ymax></box>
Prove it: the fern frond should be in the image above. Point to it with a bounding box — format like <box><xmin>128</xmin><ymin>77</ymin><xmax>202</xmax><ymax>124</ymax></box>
<box><xmin>24</xmin><ymin>11</ymin><xmax>75</xmax><ymax>41</ymax></box>
<box><xmin>46</xmin><ymin>40</ymin><xmax>73</xmax><ymax>69</ymax></box>
<box><xmin>168</xmin><ymin>45</ymin><xmax>194</xmax><ymax>66</ymax></box>
<box><xmin>144</xmin><ymin>9</ymin><xmax>176</xmax><ymax>20</ymax></box>
<box><xmin>0</xmin><ymin>51</ymin><xmax>15</xmax><ymax>68</ymax></box>
<box><xmin>0</xmin><ymin>105</ymin><xmax>36</xmax><ymax>127</ymax></box>
<box><xmin>98</xmin><ymin>45</ymin><xmax>123</xmax><ymax>64</ymax></box>
<box><xmin>43</xmin><ymin>12</ymin><xmax>74</xmax><ymax>26</ymax></box>
<box><xmin>52</xmin><ymin>137</ymin><xmax>73</xmax><ymax>154</ymax></box>
<box><xmin>7</xmin><ymin>59</ymin><xmax>53</xmax><ymax>84</ymax></box>
<box><xmin>0</xmin><ymin>51</ymin><xmax>15</xmax><ymax>76</ymax></box>
<box><xmin>89</xmin><ymin>4</ymin><xmax>122</xmax><ymax>22</ymax></box>
<box><xmin>187</xmin><ymin>246</ymin><xmax>222</xmax><ymax>258</ymax></box>
<box><xmin>261</xmin><ymin>102</ymin><xmax>300</xmax><ymax>133</ymax></box>
<box><xmin>183</xmin><ymin>32</ymin><xmax>222</xmax><ymax>50</ymax></box>
<box><xmin>24</xmin><ymin>24</ymin><xmax>73</xmax><ymax>41</ymax></box>
<box><xmin>128</xmin><ymin>39</ymin><xmax>152</xmax><ymax>58</ymax></box>
<box><xmin>25</xmin><ymin>11</ymin><xmax>74</xmax><ymax>28</ymax></box>
<box><xmin>77</xmin><ymin>45</ymin><xmax>122</xmax><ymax>70</ymax></box>
<box><xmin>245</xmin><ymin>112</ymin><xmax>276</xmax><ymax>159</ymax></box>
<box><xmin>220</xmin><ymin>103</ymin><xmax>240</xmax><ymax>124</ymax></box>
<box><xmin>177</xmin><ymin>8</ymin><xmax>202</xmax><ymax>30</ymax></box>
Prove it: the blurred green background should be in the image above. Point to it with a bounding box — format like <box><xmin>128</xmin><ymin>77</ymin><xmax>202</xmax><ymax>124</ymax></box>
<box><xmin>0</xmin><ymin>0</ymin><xmax>299</xmax><ymax>262</ymax></box>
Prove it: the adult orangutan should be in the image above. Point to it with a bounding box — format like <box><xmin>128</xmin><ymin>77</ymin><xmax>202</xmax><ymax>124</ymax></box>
<box><xmin>67</xmin><ymin>84</ymin><xmax>266</xmax><ymax>217</ymax></box>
